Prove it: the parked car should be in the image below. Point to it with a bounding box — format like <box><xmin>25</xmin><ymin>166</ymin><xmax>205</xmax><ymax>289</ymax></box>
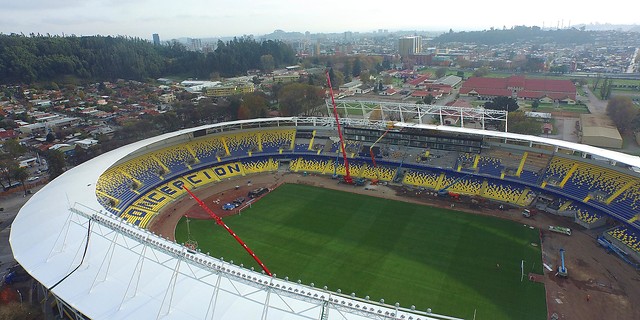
<box><xmin>232</xmin><ymin>197</ymin><xmax>245</xmax><ymax>206</ymax></box>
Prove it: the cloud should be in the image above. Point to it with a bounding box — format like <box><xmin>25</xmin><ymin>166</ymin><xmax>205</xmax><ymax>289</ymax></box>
<box><xmin>2</xmin><ymin>0</ymin><xmax>86</xmax><ymax>10</ymax></box>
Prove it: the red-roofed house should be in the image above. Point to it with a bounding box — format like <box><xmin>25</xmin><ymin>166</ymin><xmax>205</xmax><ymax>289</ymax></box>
<box><xmin>446</xmin><ymin>100</ymin><xmax>473</xmax><ymax>108</ymax></box>
<box><xmin>0</xmin><ymin>129</ymin><xmax>18</xmax><ymax>141</ymax></box>
<box><xmin>381</xmin><ymin>88</ymin><xmax>398</xmax><ymax>96</ymax></box>
<box><xmin>407</xmin><ymin>75</ymin><xmax>431</xmax><ymax>87</ymax></box>
<box><xmin>460</xmin><ymin>76</ymin><xmax>577</xmax><ymax>104</ymax></box>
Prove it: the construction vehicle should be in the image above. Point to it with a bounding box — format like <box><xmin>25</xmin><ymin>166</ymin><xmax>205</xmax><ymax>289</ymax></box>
<box><xmin>549</xmin><ymin>226</ymin><xmax>572</xmax><ymax>236</ymax></box>
<box><xmin>437</xmin><ymin>174</ymin><xmax>469</xmax><ymax>199</ymax></box>
<box><xmin>557</xmin><ymin>249</ymin><xmax>568</xmax><ymax>277</ymax></box>
<box><xmin>597</xmin><ymin>236</ymin><xmax>640</xmax><ymax>270</ymax></box>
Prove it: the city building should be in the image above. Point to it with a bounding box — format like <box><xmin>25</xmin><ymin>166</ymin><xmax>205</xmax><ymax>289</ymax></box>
<box><xmin>205</xmin><ymin>83</ymin><xmax>255</xmax><ymax>97</ymax></box>
<box><xmin>273</xmin><ymin>73</ymin><xmax>300</xmax><ymax>84</ymax></box>
<box><xmin>579</xmin><ymin>114</ymin><xmax>623</xmax><ymax>149</ymax></box>
<box><xmin>460</xmin><ymin>76</ymin><xmax>577</xmax><ymax>103</ymax></box>
<box><xmin>152</xmin><ymin>33</ymin><xmax>160</xmax><ymax>46</ymax></box>
<box><xmin>398</xmin><ymin>36</ymin><xmax>422</xmax><ymax>57</ymax></box>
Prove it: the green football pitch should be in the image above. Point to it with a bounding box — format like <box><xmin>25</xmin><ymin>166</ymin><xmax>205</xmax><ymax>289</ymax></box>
<box><xmin>175</xmin><ymin>183</ymin><xmax>546</xmax><ymax>320</ymax></box>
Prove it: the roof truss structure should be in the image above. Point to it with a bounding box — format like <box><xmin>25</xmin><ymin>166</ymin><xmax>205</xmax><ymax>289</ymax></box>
<box><xmin>326</xmin><ymin>99</ymin><xmax>509</xmax><ymax>132</ymax></box>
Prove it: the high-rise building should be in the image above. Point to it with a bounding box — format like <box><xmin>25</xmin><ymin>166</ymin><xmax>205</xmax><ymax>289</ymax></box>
<box><xmin>398</xmin><ymin>36</ymin><xmax>422</xmax><ymax>57</ymax></box>
<box><xmin>188</xmin><ymin>38</ymin><xmax>202</xmax><ymax>51</ymax></box>
<box><xmin>152</xmin><ymin>33</ymin><xmax>160</xmax><ymax>46</ymax></box>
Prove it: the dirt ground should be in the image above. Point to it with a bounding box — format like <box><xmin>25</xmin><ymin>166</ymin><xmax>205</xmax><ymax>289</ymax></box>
<box><xmin>147</xmin><ymin>172</ymin><xmax>640</xmax><ymax>320</ymax></box>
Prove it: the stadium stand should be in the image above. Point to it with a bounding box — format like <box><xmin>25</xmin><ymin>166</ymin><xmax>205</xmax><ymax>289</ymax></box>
<box><xmin>188</xmin><ymin>136</ymin><xmax>226</xmax><ymax>163</ymax></box>
<box><xmin>542</xmin><ymin>156</ymin><xmax>576</xmax><ymax>188</ymax></box>
<box><xmin>242</xmin><ymin>158</ymin><xmax>279</xmax><ymax>174</ymax></box>
<box><xmin>290</xmin><ymin>156</ymin><xmax>333</xmax><ymax>174</ymax></box>
<box><xmin>607</xmin><ymin>226</ymin><xmax>640</xmax><ymax>254</ymax></box>
<box><xmin>260</xmin><ymin>129</ymin><xmax>295</xmax><ymax>154</ymax></box>
<box><xmin>402</xmin><ymin>169</ymin><xmax>441</xmax><ymax>189</ymax></box>
<box><xmin>95</xmin><ymin>167</ymin><xmax>138</xmax><ymax>209</ymax></box>
<box><xmin>225</xmin><ymin>131</ymin><xmax>260</xmax><ymax>157</ymax></box>
<box><xmin>116</xmin><ymin>155</ymin><xmax>165</xmax><ymax>187</ymax></box>
<box><xmin>95</xmin><ymin>125</ymin><xmax>640</xmax><ymax>247</ymax></box>
<box><xmin>154</xmin><ymin>144</ymin><xmax>195</xmax><ymax>173</ymax></box>
<box><xmin>574</xmin><ymin>204</ymin><xmax>604</xmax><ymax>225</ymax></box>
<box><xmin>483</xmin><ymin>180</ymin><xmax>529</xmax><ymax>206</ymax></box>
<box><xmin>476</xmin><ymin>156</ymin><xmax>503</xmax><ymax>177</ymax></box>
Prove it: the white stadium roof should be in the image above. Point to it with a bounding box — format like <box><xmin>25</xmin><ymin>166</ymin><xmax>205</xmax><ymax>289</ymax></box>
<box><xmin>11</xmin><ymin>116</ymin><xmax>640</xmax><ymax>319</ymax></box>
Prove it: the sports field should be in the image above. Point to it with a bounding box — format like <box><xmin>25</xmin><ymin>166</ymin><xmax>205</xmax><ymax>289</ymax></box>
<box><xmin>176</xmin><ymin>183</ymin><xmax>546</xmax><ymax>320</ymax></box>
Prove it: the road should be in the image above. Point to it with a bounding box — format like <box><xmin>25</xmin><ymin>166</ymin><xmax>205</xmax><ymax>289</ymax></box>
<box><xmin>581</xmin><ymin>85</ymin><xmax>608</xmax><ymax>115</ymax></box>
<box><xmin>626</xmin><ymin>48</ymin><xmax>639</xmax><ymax>73</ymax></box>
<box><xmin>0</xmin><ymin>186</ymin><xmax>44</xmax><ymax>273</ymax></box>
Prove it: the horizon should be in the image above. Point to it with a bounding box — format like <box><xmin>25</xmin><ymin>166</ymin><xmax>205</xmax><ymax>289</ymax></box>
<box><xmin>2</xmin><ymin>23</ymin><xmax>638</xmax><ymax>42</ymax></box>
<box><xmin>1</xmin><ymin>0</ymin><xmax>639</xmax><ymax>40</ymax></box>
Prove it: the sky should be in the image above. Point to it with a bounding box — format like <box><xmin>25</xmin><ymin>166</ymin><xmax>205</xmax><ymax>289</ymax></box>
<box><xmin>1</xmin><ymin>0</ymin><xmax>638</xmax><ymax>40</ymax></box>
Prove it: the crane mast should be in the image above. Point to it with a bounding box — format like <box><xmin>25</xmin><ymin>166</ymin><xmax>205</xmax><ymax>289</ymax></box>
<box><xmin>325</xmin><ymin>69</ymin><xmax>353</xmax><ymax>184</ymax></box>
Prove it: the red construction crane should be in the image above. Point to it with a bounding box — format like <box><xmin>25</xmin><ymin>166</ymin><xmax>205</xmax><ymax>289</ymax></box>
<box><xmin>325</xmin><ymin>69</ymin><xmax>353</xmax><ymax>184</ymax></box>
<box><xmin>182</xmin><ymin>186</ymin><xmax>272</xmax><ymax>276</ymax></box>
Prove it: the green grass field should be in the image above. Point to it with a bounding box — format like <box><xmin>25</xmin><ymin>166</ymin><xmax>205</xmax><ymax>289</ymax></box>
<box><xmin>176</xmin><ymin>184</ymin><xmax>546</xmax><ymax>320</ymax></box>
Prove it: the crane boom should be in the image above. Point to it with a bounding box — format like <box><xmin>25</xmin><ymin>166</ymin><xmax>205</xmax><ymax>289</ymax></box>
<box><xmin>182</xmin><ymin>186</ymin><xmax>272</xmax><ymax>276</ymax></box>
<box><xmin>325</xmin><ymin>69</ymin><xmax>353</xmax><ymax>184</ymax></box>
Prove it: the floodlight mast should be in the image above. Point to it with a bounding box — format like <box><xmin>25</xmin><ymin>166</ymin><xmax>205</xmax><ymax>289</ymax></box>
<box><xmin>325</xmin><ymin>69</ymin><xmax>353</xmax><ymax>184</ymax></box>
<box><xmin>182</xmin><ymin>186</ymin><xmax>272</xmax><ymax>276</ymax></box>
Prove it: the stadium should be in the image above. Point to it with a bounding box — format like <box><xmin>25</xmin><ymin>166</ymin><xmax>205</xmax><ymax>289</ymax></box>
<box><xmin>9</xmin><ymin>100</ymin><xmax>640</xmax><ymax>319</ymax></box>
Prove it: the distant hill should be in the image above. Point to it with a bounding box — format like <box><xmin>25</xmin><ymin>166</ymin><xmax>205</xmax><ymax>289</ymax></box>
<box><xmin>573</xmin><ymin>23</ymin><xmax>640</xmax><ymax>32</ymax></box>
<box><xmin>260</xmin><ymin>29</ymin><xmax>305</xmax><ymax>41</ymax></box>
<box><xmin>433</xmin><ymin>26</ymin><xmax>595</xmax><ymax>45</ymax></box>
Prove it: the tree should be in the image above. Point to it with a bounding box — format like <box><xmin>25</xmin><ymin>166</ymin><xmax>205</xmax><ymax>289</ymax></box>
<box><xmin>435</xmin><ymin>67</ymin><xmax>448</xmax><ymax>79</ymax></box>
<box><xmin>456</xmin><ymin>70</ymin><xmax>465</xmax><ymax>79</ymax></box>
<box><xmin>485</xmin><ymin>96</ymin><xmax>519</xmax><ymax>112</ymax></box>
<box><xmin>0</xmin><ymin>155</ymin><xmax>18</xmax><ymax>190</ymax></box>
<box><xmin>359</xmin><ymin>70</ymin><xmax>371</xmax><ymax>85</ymax></box>
<box><xmin>506</xmin><ymin>111</ymin><xmax>541</xmax><ymax>135</ymax></box>
<box><xmin>44</xmin><ymin>149</ymin><xmax>66</xmax><ymax>180</ymax></box>
<box><xmin>278</xmin><ymin>83</ymin><xmax>324</xmax><ymax>116</ymax></box>
<box><xmin>260</xmin><ymin>54</ymin><xmax>275</xmax><ymax>73</ymax></box>
<box><xmin>607</xmin><ymin>96</ymin><xmax>638</xmax><ymax>132</ymax></box>
<box><xmin>12</xmin><ymin>166</ymin><xmax>29</xmax><ymax>195</ymax></box>
<box><xmin>238</xmin><ymin>93</ymin><xmax>269</xmax><ymax>119</ymax></box>
<box><xmin>382</xmin><ymin>58</ymin><xmax>392</xmax><ymax>70</ymax></box>
<box><xmin>352</xmin><ymin>58</ymin><xmax>362</xmax><ymax>77</ymax></box>
<box><xmin>46</xmin><ymin>132</ymin><xmax>56</xmax><ymax>142</ymax></box>
<box><xmin>341</xmin><ymin>60</ymin><xmax>352</xmax><ymax>82</ymax></box>
<box><xmin>378</xmin><ymin>81</ymin><xmax>384</xmax><ymax>92</ymax></box>
<box><xmin>423</xmin><ymin>94</ymin><xmax>435</xmax><ymax>104</ymax></box>
<box><xmin>600</xmin><ymin>78</ymin><xmax>609</xmax><ymax>99</ymax></box>
<box><xmin>2</xmin><ymin>139</ymin><xmax>26</xmax><ymax>158</ymax></box>
<box><xmin>531</xmin><ymin>99</ymin><xmax>540</xmax><ymax>110</ymax></box>
<box><xmin>328</xmin><ymin>68</ymin><xmax>345</xmax><ymax>87</ymax></box>
<box><xmin>328</xmin><ymin>68</ymin><xmax>338</xmax><ymax>86</ymax></box>
<box><xmin>473</xmin><ymin>67</ymin><xmax>490</xmax><ymax>77</ymax></box>
<box><xmin>382</xmin><ymin>74</ymin><xmax>392</xmax><ymax>85</ymax></box>
<box><xmin>0</xmin><ymin>34</ymin><xmax>296</xmax><ymax>84</ymax></box>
